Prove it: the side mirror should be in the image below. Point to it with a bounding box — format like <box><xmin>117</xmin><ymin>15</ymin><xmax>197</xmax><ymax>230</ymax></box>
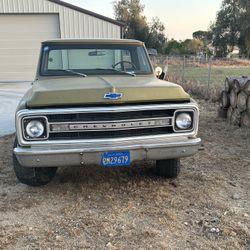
<box><xmin>154</xmin><ymin>67</ymin><xmax>163</xmax><ymax>78</ymax></box>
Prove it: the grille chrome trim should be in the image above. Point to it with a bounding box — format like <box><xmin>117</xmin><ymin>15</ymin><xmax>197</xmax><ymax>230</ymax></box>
<box><xmin>17</xmin><ymin>103</ymin><xmax>197</xmax><ymax>115</ymax></box>
<box><xmin>50</xmin><ymin>117</ymin><xmax>172</xmax><ymax>133</ymax></box>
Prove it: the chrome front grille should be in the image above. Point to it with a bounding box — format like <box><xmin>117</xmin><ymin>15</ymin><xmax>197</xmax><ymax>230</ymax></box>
<box><xmin>50</xmin><ymin>117</ymin><xmax>172</xmax><ymax>132</ymax></box>
<box><xmin>47</xmin><ymin>109</ymin><xmax>175</xmax><ymax>140</ymax></box>
<box><xmin>46</xmin><ymin>109</ymin><xmax>174</xmax><ymax>122</ymax></box>
<box><xmin>49</xmin><ymin>127</ymin><xmax>173</xmax><ymax>140</ymax></box>
<box><xmin>17</xmin><ymin>103</ymin><xmax>199</xmax><ymax>146</ymax></box>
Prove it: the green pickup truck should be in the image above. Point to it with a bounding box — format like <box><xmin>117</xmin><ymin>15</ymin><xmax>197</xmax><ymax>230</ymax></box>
<box><xmin>13</xmin><ymin>39</ymin><xmax>201</xmax><ymax>186</ymax></box>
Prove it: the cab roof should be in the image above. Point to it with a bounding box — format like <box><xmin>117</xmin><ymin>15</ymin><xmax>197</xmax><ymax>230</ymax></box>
<box><xmin>42</xmin><ymin>38</ymin><xmax>144</xmax><ymax>46</ymax></box>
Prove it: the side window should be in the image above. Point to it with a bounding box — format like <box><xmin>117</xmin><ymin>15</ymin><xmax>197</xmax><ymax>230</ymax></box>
<box><xmin>137</xmin><ymin>47</ymin><xmax>150</xmax><ymax>72</ymax></box>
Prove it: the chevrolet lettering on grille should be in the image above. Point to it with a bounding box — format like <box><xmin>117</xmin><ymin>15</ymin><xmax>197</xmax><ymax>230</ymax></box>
<box><xmin>50</xmin><ymin>117</ymin><xmax>172</xmax><ymax>132</ymax></box>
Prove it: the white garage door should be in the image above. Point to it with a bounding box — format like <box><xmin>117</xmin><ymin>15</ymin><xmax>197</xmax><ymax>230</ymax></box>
<box><xmin>0</xmin><ymin>14</ymin><xmax>60</xmax><ymax>81</ymax></box>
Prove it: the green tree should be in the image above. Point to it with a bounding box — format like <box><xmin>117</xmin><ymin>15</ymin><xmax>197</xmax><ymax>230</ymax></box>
<box><xmin>164</xmin><ymin>39</ymin><xmax>205</xmax><ymax>55</ymax></box>
<box><xmin>193</xmin><ymin>30</ymin><xmax>211</xmax><ymax>42</ymax></box>
<box><xmin>113</xmin><ymin>0</ymin><xmax>148</xmax><ymax>42</ymax></box>
<box><xmin>211</xmin><ymin>0</ymin><xmax>241</xmax><ymax>57</ymax></box>
<box><xmin>192</xmin><ymin>30</ymin><xmax>213</xmax><ymax>56</ymax></box>
<box><xmin>192</xmin><ymin>30</ymin><xmax>212</xmax><ymax>49</ymax></box>
<box><xmin>209</xmin><ymin>0</ymin><xmax>250</xmax><ymax>57</ymax></box>
<box><xmin>113</xmin><ymin>0</ymin><xmax>167</xmax><ymax>52</ymax></box>
<box><xmin>181</xmin><ymin>39</ymin><xmax>205</xmax><ymax>55</ymax></box>
<box><xmin>164</xmin><ymin>39</ymin><xmax>183</xmax><ymax>55</ymax></box>
<box><xmin>146</xmin><ymin>17</ymin><xmax>167</xmax><ymax>53</ymax></box>
<box><xmin>238</xmin><ymin>0</ymin><xmax>250</xmax><ymax>56</ymax></box>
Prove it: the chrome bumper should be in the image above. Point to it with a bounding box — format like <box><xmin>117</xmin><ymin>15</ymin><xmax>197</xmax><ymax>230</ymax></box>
<box><xmin>14</xmin><ymin>137</ymin><xmax>201</xmax><ymax>167</ymax></box>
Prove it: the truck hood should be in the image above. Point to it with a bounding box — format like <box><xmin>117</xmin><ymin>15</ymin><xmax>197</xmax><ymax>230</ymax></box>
<box><xmin>26</xmin><ymin>75</ymin><xmax>190</xmax><ymax>107</ymax></box>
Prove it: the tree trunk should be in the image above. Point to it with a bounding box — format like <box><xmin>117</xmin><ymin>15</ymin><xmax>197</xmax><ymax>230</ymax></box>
<box><xmin>236</xmin><ymin>91</ymin><xmax>248</xmax><ymax>112</ymax></box>
<box><xmin>231</xmin><ymin>108</ymin><xmax>241</xmax><ymax>126</ymax></box>
<box><xmin>247</xmin><ymin>96</ymin><xmax>250</xmax><ymax>115</ymax></box>
<box><xmin>243</xmin><ymin>79</ymin><xmax>250</xmax><ymax>95</ymax></box>
<box><xmin>217</xmin><ymin>107</ymin><xmax>228</xmax><ymax>118</ymax></box>
<box><xmin>230</xmin><ymin>89</ymin><xmax>237</xmax><ymax>108</ymax></box>
<box><xmin>211</xmin><ymin>88</ymin><xmax>220</xmax><ymax>102</ymax></box>
<box><xmin>221</xmin><ymin>91</ymin><xmax>230</xmax><ymax>108</ymax></box>
<box><xmin>240</xmin><ymin>112</ymin><xmax>250</xmax><ymax>128</ymax></box>
<box><xmin>221</xmin><ymin>76</ymin><xmax>250</xmax><ymax>128</ymax></box>
<box><xmin>227</xmin><ymin>106</ymin><xmax>233</xmax><ymax>123</ymax></box>
<box><xmin>233</xmin><ymin>77</ymin><xmax>248</xmax><ymax>93</ymax></box>
<box><xmin>224</xmin><ymin>76</ymin><xmax>235</xmax><ymax>92</ymax></box>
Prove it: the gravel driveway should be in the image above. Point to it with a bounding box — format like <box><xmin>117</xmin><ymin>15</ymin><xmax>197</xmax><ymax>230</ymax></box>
<box><xmin>0</xmin><ymin>82</ymin><xmax>30</xmax><ymax>136</ymax></box>
<box><xmin>0</xmin><ymin>99</ymin><xmax>249</xmax><ymax>249</ymax></box>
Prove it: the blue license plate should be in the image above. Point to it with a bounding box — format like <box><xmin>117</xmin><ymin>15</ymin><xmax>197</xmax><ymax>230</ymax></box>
<box><xmin>101</xmin><ymin>151</ymin><xmax>131</xmax><ymax>167</ymax></box>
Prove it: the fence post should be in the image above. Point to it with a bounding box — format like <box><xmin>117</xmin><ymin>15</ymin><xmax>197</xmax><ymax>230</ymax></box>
<box><xmin>164</xmin><ymin>56</ymin><xmax>169</xmax><ymax>80</ymax></box>
<box><xmin>207</xmin><ymin>57</ymin><xmax>212</xmax><ymax>90</ymax></box>
<box><xmin>182</xmin><ymin>55</ymin><xmax>186</xmax><ymax>83</ymax></box>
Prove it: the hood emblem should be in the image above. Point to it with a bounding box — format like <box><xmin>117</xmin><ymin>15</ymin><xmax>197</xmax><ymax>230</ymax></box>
<box><xmin>104</xmin><ymin>92</ymin><xmax>123</xmax><ymax>100</ymax></box>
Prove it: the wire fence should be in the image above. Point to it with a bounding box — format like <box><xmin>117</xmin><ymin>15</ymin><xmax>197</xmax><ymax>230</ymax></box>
<box><xmin>150</xmin><ymin>55</ymin><xmax>250</xmax><ymax>101</ymax></box>
<box><xmin>152</xmin><ymin>55</ymin><xmax>250</xmax><ymax>87</ymax></box>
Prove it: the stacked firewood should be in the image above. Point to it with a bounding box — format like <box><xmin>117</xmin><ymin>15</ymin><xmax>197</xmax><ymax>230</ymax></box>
<box><xmin>218</xmin><ymin>76</ymin><xmax>250</xmax><ymax>128</ymax></box>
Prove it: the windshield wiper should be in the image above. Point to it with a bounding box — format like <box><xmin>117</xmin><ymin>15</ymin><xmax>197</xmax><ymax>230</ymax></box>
<box><xmin>95</xmin><ymin>68</ymin><xmax>136</xmax><ymax>77</ymax></box>
<box><xmin>63</xmin><ymin>69</ymin><xmax>87</xmax><ymax>77</ymax></box>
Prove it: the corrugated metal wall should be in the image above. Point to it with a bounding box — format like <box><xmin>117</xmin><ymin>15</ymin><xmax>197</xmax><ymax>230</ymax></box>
<box><xmin>0</xmin><ymin>0</ymin><xmax>121</xmax><ymax>39</ymax></box>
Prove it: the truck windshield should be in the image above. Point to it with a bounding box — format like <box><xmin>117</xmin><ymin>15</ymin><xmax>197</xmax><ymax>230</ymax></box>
<box><xmin>40</xmin><ymin>44</ymin><xmax>153</xmax><ymax>76</ymax></box>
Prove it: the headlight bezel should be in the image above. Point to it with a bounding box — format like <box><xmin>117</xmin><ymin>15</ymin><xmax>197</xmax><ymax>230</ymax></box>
<box><xmin>22</xmin><ymin>116</ymin><xmax>49</xmax><ymax>141</ymax></box>
<box><xmin>173</xmin><ymin>110</ymin><xmax>194</xmax><ymax>132</ymax></box>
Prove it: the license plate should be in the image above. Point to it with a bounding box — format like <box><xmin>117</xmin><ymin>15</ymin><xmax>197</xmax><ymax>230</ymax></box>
<box><xmin>101</xmin><ymin>151</ymin><xmax>131</xmax><ymax>167</ymax></box>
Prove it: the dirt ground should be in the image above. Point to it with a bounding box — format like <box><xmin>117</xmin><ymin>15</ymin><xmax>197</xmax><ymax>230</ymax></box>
<box><xmin>0</xmin><ymin>100</ymin><xmax>249</xmax><ymax>250</ymax></box>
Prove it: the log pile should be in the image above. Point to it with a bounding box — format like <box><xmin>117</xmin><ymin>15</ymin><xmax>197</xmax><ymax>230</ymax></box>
<box><xmin>218</xmin><ymin>76</ymin><xmax>250</xmax><ymax>128</ymax></box>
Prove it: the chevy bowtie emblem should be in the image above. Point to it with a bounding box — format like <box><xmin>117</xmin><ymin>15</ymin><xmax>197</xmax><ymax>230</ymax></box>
<box><xmin>104</xmin><ymin>92</ymin><xmax>123</xmax><ymax>100</ymax></box>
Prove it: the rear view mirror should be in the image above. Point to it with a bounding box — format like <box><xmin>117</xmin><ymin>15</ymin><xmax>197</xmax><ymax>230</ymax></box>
<box><xmin>88</xmin><ymin>50</ymin><xmax>106</xmax><ymax>56</ymax></box>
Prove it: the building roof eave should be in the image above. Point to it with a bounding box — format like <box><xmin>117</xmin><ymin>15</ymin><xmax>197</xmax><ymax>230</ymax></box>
<box><xmin>49</xmin><ymin>0</ymin><xmax>125</xmax><ymax>27</ymax></box>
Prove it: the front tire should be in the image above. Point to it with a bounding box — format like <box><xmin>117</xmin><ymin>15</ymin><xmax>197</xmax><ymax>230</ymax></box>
<box><xmin>155</xmin><ymin>159</ymin><xmax>180</xmax><ymax>179</ymax></box>
<box><xmin>13</xmin><ymin>139</ymin><xmax>57</xmax><ymax>186</ymax></box>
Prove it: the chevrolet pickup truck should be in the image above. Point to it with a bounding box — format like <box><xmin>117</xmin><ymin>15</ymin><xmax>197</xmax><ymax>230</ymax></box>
<box><xmin>13</xmin><ymin>39</ymin><xmax>201</xmax><ymax>186</ymax></box>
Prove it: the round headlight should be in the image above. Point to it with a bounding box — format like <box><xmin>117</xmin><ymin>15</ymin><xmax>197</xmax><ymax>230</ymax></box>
<box><xmin>175</xmin><ymin>113</ymin><xmax>192</xmax><ymax>130</ymax></box>
<box><xmin>26</xmin><ymin>120</ymin><xmax>45</xmax><ymax>138</ymax></box>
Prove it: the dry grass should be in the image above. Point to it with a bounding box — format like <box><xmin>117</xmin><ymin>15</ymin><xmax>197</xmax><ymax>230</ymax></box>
<box><xmin>0</xmin><ymin>100</ymin><xmax>249</xmax><ymax>250</ymax></box>
<box><xmin>167</xmin><ymin>57</ymin><xmax>250</xmax><ymax>67</ymax></box>
<box><xmin>168</xmin><ymin>76</ymin><xmax>222</xmax><ymax>102</ymax></box>
<box><xmin>212</xmin><ymin>58</ymin><xmax>250</xmax><ymax>67</ymax></box>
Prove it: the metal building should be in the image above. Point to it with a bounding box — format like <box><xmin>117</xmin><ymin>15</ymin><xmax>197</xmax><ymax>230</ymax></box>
<box><xmin>0</xmin><ymin>0</ymin><xmax>124</xmax><ymax>81</ymax></box>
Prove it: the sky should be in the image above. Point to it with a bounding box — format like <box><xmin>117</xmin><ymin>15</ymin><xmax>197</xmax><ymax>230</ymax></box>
<box><xmin>64</xmin><ymin>0</ymin><xmax>223</xmax><ymax>40</ymax></box>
